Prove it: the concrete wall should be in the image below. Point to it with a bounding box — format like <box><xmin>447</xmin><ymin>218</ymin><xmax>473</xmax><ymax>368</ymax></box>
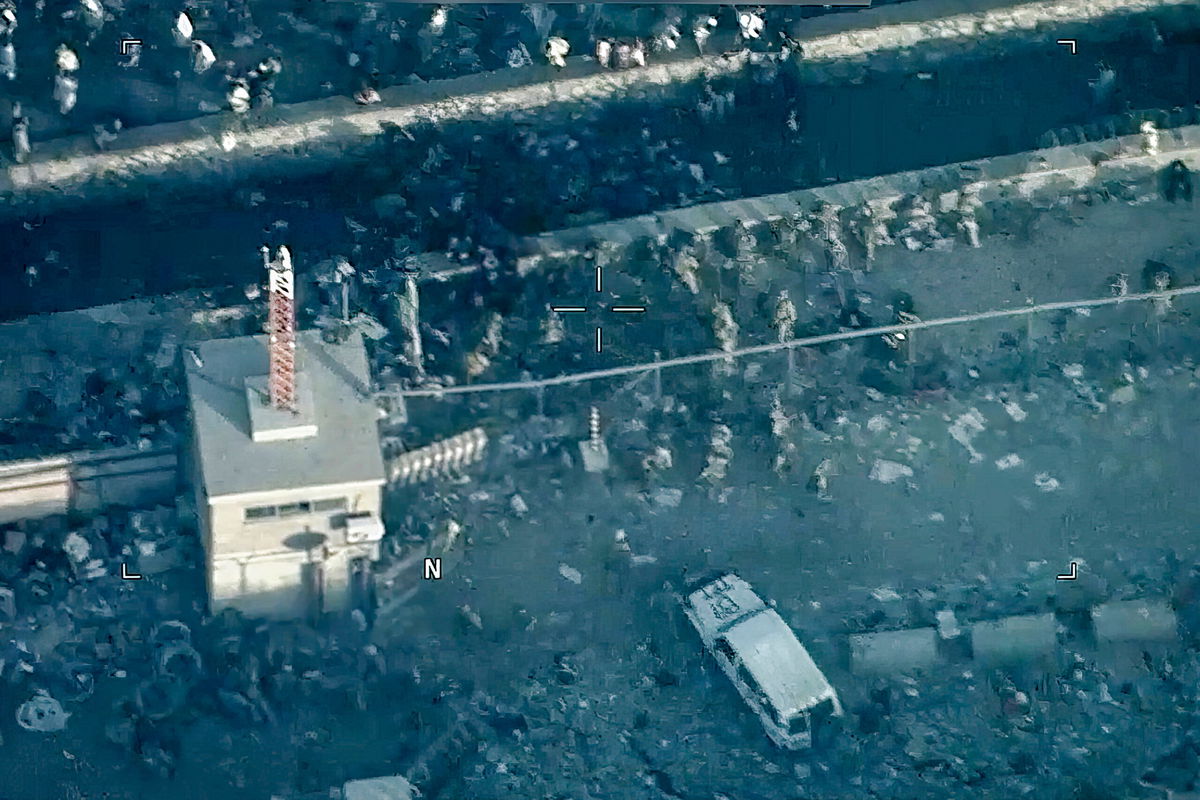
<box><xmin>518</xmin><ymin>123</ymin><xmax>1200</xmax><ymax>275</ymax></box>
<box><xmin>1093</xmin><ymin>599</ymin><xmax>1179</xmax><ymax>644</ymax></box>
<box><xmin>209</xmin><ymin>542</ymin><xmax>379</xmax><ymax>619</ymax></box>
<box><xmin>0</xmin><ymin>445</ymin><xmax>178</xmax><ymax>524</ymax></box>
<box><xmin>2</xmin><ymin>0</ymin><xmax>1192</xmax><ymax>213</ymax></box>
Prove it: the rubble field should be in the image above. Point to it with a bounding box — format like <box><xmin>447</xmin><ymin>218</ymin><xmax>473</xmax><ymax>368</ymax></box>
<box><xmin>367</xmin><ymin>189</ymin><xmax>1200</xmax><ymax>798</ymax></box>
<box><xmin>1</xmin><ymin>2</ymin><xmax>1200</xmax><ymax>796</ymax></box>
<box><xmin>2</xmin><ymin>160</ymin><xmax>1200</xmax><ymax>796</ymax></box>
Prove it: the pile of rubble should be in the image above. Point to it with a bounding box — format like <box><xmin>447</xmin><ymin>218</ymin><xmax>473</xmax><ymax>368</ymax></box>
<box><xmin>0</xmin><ymin>505</ymin><xmax>404</xmax><ymax>791</ymax></box>
<box><xmin>0</xmin><ymin>507</ymin><xmax>194</xmax><ymax>766</ymax></box>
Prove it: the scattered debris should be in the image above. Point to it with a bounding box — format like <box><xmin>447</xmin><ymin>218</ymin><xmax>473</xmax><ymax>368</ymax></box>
<box><xmin>16</xmin><ymin>692</ymin><xmax>70</xmax><ymax>732</ymax></box>
<box><xmin>1033</xmin><ymin>472</ymin><xmax>1060</xmax><ymax>492</ymax></box>
<box><xmin>948</xmin><ymin>408</ymin><xmax>987</xmax><ymax>462</ymax></box>
<box><xmin>869</xmin><ymin>459</ymin><xmax>913</xmax><ymax>484</ymax></box>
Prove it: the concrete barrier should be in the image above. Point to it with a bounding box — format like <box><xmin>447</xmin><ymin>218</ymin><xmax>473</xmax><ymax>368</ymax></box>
<box><xmin>849</xmin><ymin>627</ymin><xmax>940</xmax><ymax>675</ymax></box>
<box><xmin>971</xmin><ymin>613</ymin><xmax>1059</xmax><ymax>667</ymax></box>
<box><xmin>0</xmin><ymin>445</ymin><xmax>178</xmax><ymax>524</ymax></box>
<box><xmin>1093</xmin><ymin>598</ymin><xmax>1179</xmax><ymax>644</ymax></box>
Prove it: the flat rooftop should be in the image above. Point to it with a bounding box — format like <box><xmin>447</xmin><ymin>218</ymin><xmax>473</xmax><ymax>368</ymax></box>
<box><xmin>185</xmin><ymin>329</ymin><xmax>385</xmax><ymax>499</ymax></box>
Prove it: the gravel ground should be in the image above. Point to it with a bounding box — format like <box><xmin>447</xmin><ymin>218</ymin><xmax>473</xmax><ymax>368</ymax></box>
<box><xmin>372</xmin><ymin>192</ymin><xmax>1200</xmax><ymax>799</ymax></box>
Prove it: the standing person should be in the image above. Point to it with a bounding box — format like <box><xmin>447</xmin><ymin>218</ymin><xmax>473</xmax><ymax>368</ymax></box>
<box><xmin>814</xmin><ymin>202</ymin><xmax>848</xmax><ymax>271</ymax></box>
<box><xmin>0</xmin><ymin>34</ymin><xmax>12</xmax><ymax>81</ymax></box>
<box><xmin>1165</xmin><ymin>160</ymin><xmax>1193</xmax><ymax>203</ymax></box>
<box><xmin>191</xmin><ymin>40</ymin><xmax>216</xmax><ymax>74</ymax></box>
<box><xmin>10</xmin><ymin>101</ymin><xmax>28</xmax><ymax>163</ymax></box>
<box><xmin>53</xmin><ymin>44</ymin><xmax>80</xmax><ymax>115</ymax></box>
<box><xmin>692</xmin><ymin>14</ymin><xmax>717</xmax><ymax>54</ymax></box>
<box><xmin>849</xmin><ymin>201</ymin><xmax>892</xmax><ymax>266</ymax></box>
<box><xmin>594</xmin><ymin>37</ymin><xmax>612</xmax><ymax>69</ymax></box>
<box><xmin>0</xmin><ymin>2</ymin><xmax>15</xmax><ymax>39</ymax></box>
<box><xmin>544</xmin><ymin>36</ymin><xmax>569</xmax><ymax>69</ymax></box>
<box><xmin>247</xmin><ymin>53</ymin><xmax>281</xmax><ymax>109</ymax></box>
<box><xmin>0</xmin><ymin>2</ymin><xmax>16</xmax><ymax>81</ymax></box>
<box><xmin>1091</xmin><ymin>60</ymin><xmax>1118</xmax><ymax>114</ymax></box>
<box><xmin>736</xmin><ymin>7</ymin><xmax>766</xmax><ymax>49</ymax></box>
<box><xmin>955</xmin><ymin>185</ymin><xmax>983</xmax><ymax>248</ymax></box>
<box><xmin>227</xmin><ymin>77</ymin><xmax>251</xmax><ymax>113</ymax></box>
<box><xmin>173</xmin><ymin>11</ymin><xmax>193</xmax><ymax>46</ymax></box>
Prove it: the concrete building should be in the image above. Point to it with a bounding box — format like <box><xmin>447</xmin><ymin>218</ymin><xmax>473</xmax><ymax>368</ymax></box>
<box><xmin>184</xmin><ymin>326</ymin><xmax>386</xmax><ymax>619</ymax></box>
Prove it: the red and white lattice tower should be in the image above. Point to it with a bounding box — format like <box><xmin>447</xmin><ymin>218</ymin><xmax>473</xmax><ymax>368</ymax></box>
<box><xmin>264</xmin><ymin>245</ymin><xmax>298</xmax><ymax>412</ymax></box>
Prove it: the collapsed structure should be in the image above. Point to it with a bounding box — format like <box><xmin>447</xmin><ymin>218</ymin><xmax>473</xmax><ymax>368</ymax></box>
<box><xmin>184</xmin><ymin>247</ymin><xmax>386</xmax><ymax>619</ymax></box>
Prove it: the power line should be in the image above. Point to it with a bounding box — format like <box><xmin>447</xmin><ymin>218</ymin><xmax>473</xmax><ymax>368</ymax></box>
<box><xmin>397</xmin><ymin>284</ymin><xmax>1200</xmax><ymax>398</ymax></box>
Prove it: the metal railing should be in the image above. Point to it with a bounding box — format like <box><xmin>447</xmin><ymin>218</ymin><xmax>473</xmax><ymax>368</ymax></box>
<box><xmin>398</xmin><ymin>284</ymin><xmax>1200</xmax><ymax>398</ymax></box>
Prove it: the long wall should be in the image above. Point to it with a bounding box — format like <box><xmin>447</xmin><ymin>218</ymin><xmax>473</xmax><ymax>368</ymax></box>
<box><xmin>0</xmin><ymin>445</ymin><xmax>178</xmax><ymax>524</ymax></box>
<box><xmin>1</xmin><ymin>0</ymin><xmax>1193</xmax><ymax>212</ymax></box>
<box><xmin>515</xmin><ymin>123</ymin><xmax>1200</xmax><ymax>273</ymax></box>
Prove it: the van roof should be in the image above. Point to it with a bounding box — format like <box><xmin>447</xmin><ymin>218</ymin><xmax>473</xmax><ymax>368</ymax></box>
<box><xmin>723</xmin><ymin>608</ymin><xmax>838</xmax><ymax>717</ymax></box>
<box><xmin>686</xmin><ymin>574</ymin><xmax>767</xmax><ymax>639</ymax></box>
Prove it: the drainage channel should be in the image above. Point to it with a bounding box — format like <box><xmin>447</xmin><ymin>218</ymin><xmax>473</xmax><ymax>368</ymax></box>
<box><xmin>1</xmin><ymin>18</ymin><xmax>1198</xmax><ymax>320</ymax></box>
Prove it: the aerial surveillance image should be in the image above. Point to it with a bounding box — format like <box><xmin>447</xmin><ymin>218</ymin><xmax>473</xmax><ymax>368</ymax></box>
<box><xmin>4</xmin><ymin>0</ymin><xmax>1200</xmax><ymax>798</ymax></box>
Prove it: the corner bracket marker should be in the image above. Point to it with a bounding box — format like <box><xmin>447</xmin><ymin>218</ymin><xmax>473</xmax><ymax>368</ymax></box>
<box><xmin>1056</xmin><ymin>562</ymin><xmax>1078</xmax><ymax>581</ymax></box>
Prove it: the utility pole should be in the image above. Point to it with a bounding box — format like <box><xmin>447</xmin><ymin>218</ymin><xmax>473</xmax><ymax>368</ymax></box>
<box><xmin>397</xmin><ymin>272</ymin><xmax>424</xmax><ymax>378</ymax></box>
<box><xmin>334</xmin><ymin>258</ymin><xmax>355</xmax><ymax>324</ymax></box>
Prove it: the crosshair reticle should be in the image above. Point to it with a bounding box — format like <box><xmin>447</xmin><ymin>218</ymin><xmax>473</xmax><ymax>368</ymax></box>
<box><xmin>551</xmin><ymin>265</ymin><xmax>647</xmax><ymax>353</ymax></box>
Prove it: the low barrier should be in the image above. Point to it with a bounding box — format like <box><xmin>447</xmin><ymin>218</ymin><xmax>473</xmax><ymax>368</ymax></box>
<box><xmin>848</xmin><ymin>601</ymin><xmax>1178</xmax><ymax>676</ymax></box>
<box><xmin>0</xmin><ymin>444</ymin><xmax>177</xmax><ymax>524</ymax></box>
<box><xmin>387</xmin><ymin>427</ymin><xmax>488</xmax><ymax>486</ymax></box>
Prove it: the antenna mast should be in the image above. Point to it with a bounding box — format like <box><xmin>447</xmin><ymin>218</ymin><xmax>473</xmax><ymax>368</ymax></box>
<box><xmin>264</xmin><ymin>245</ymin><xmax>298</xmax><ymax>412</ymax></box>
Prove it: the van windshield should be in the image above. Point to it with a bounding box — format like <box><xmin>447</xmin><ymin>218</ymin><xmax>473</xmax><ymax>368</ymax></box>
<box><xmin>783</xmin><ymin>712</ymin><xmax>808</xmax><ymax>735</ymax></box>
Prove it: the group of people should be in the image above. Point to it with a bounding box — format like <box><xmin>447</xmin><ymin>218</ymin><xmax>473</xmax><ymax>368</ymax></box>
<box><xmin>166</xmin><ymin>10</ymin><xmax>281</xmax><ymax>116</ymax></box>
<box><xmin>3</xmin><ymin>2</ymin><xmax>795</xmax><ymax>165</ymax></box>
<box><xmin>545</xmin><ymin>6</ymin><xmax>776</xmax><ymax>71</ymax></box>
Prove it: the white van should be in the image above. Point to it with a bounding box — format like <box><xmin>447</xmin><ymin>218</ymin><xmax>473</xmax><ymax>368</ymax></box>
<box><xmin>684</xmin><ymin>573</ymin><xmax>843</xmax><ymax>749</ymax></box>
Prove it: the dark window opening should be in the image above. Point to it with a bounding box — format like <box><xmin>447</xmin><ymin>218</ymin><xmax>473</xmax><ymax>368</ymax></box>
<box><xmin>244</xmin><ymin>505</ymin><xmax>277</xmax><ymax>521</ymax></box>
<box><xmin>278</xmin><ymin>502</ymin><xmax>312</xmax><ymax>518</ymax></box>
<box><xmin>736</xmin><ymin>663</ymin><xmax>768</xmax><ymax>706</ymax></box>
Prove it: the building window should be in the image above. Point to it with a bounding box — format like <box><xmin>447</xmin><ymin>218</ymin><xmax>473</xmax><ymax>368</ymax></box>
<box><xmin>244</xmin><ymin>498</ymin><xmax>346</xmax><ymax>523</ymax></box>
<box><xmin>277</xmin><ymin>501</ymin><xmax>312</xmax><ymax>518</ymax></box>
<box><xmin>244</xmin><ymin>505</ymin><xmax>277</xmax><ymax>521</ymax></box>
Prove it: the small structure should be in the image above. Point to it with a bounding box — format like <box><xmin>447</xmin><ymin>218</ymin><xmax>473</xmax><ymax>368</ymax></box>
<box><xmin>849</xmin><ymin>627</ymin><xmax>939</xmax><ymax>676</ymax></box>
<box><xmin>185</xmin><ymin>248</ymin><xmax>386</xmax><ymax>619</ymax></box>
<box><xmin>1092</xmin><ymin>598</ymin><xmax>1178</xmax><ymax>645</ymax></box>
<box><xmin>971</xmin><ymin>613</ymin><xmax>1058</xmax><ymax>667</ymax></box>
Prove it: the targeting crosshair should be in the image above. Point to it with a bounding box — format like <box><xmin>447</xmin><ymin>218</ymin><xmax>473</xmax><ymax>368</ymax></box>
<box><xmin>551</xmin><ymin>264</ymin><xmax>647</xmax><ymax>353</ymax></box>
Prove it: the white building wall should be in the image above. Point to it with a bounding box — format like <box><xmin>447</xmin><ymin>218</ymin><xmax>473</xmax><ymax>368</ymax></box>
<box><xmin>204</xmin><ymin>479</ymin><xmax>384</xmax><ymax>619</ymax></box>
<box><xmin>210</xmin><ymin>551</ymin><xmax>309</xmax><ymax>619</ymax></box>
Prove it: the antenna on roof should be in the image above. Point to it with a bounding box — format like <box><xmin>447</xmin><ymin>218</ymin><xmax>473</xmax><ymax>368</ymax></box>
<box><xmin>264</xmin><ymin>244</ymin><xmax>298</xmax><ymax>413</ymax></box>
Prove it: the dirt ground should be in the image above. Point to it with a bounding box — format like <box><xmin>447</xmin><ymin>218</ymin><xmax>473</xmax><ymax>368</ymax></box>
<box><xmin>2</xmin><ymin>184</ymin><xmax>1198</xmax><ymax>800</ymax></box>
<box><xmin>374</xmin><ymin>194</ymin><xmax>1200</xmax><ymax>798</ymax></box>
